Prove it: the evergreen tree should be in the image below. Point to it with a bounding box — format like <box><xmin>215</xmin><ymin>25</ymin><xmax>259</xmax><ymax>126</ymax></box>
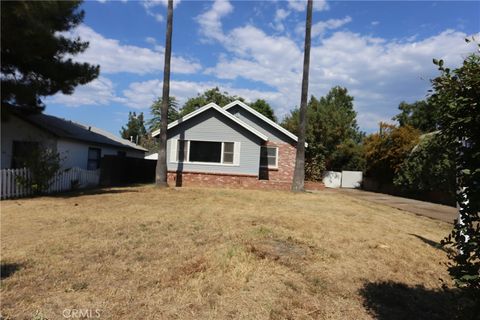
<box><xmin>120</xmin><ymin>112</ymin><xmax>147</xmax><ymax>145</ymax></box>
<box><xmin>1</xmin><ymin>1</ymin><xmax>99</xmax><ymax>111</ymax></box>
<box><xmin>282</xmin><ymin>86</ymin><xmax>365</xmax><ymax>176</ymax></box>
<box><xmin>250</xmin><ymin>99</ymin><xmax>277</xmax><ymax>122</ymax></box>
<box><xmin>148</xmin><ymin>97</ymin><xmax>180</xmax><ymax>131</ymax></box>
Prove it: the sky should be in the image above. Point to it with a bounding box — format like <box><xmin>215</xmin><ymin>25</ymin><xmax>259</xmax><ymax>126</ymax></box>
<box><xmin>45</xmin><ymin>0</ymin><xmax>480</xmax><ymax>136</ymax></box>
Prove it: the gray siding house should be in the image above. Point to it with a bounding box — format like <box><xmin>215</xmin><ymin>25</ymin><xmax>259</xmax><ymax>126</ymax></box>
<box><xmin>151</xmin><ymin>101</ymin><xmax>303</xmax><ymax>188</ymax></box>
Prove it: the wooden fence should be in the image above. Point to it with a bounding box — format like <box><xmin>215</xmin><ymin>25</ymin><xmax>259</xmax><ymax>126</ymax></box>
<box><xmin>0</xmin><ymin>167</ymin><xmax>100</xmax><ymax>200</ymax></box>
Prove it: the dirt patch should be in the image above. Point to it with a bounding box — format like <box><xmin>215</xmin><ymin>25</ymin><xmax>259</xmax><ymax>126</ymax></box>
<box><xmin>247</xmin><ymin>238</ymin><xmax>313</xmax><ymax>265</ymax></box>
<box><xmin>168</xmin><ymin>256</ymin><xmax>208</xmax><ymax>284</ymax></box>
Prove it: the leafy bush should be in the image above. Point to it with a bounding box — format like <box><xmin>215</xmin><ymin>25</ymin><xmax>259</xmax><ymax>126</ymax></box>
<box><xmin>305</xmin><ymin>151</ymin><xmax>326</xmax><ymax>182</ymax></box>
<box><xmin>364</xmin><ymin>123</ymin><xmax>420</xmax><ymax>183</ymax></box>
<box><xmin>433</xmin><ymin>42</ymin><xmax>480</xmax><ymax>296</ymax></box>
<box><xmin>394</xmin><ymin>132</ymin><xmax>455</xmax><ymax>195</ymax></box>
<box><xmin>16</xmin><ymin>147</ymin><xmax>62</xmax><ymax>194</ymax></box>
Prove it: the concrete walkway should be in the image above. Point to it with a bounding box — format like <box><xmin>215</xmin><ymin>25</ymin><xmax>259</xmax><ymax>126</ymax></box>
<box><xmin>331</xmin><ymin>188</ymin><xmax>457</xmax><ymax>224</ymax></box>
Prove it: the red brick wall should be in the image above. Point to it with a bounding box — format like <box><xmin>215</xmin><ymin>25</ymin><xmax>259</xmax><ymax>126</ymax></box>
<box><xmin>167</xmin><ymin>171</ymin><xmax>292</xmax><ymax>190</ymax></box>
<box><xmin>263</xmin><ymin>141</ymin><xmax>296</xmax><ymax>182</ymax></box>
<box><xmin>167</xmin><ymin>171</ymin><xmax>324</xmax><ymax>191</ymax></box>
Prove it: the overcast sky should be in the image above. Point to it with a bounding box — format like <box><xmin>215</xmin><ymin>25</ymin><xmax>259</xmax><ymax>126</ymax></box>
<box><xmin>45</xmin><ymin>0</ymin><xmax>480</xmax><ymax>135</ymax></box>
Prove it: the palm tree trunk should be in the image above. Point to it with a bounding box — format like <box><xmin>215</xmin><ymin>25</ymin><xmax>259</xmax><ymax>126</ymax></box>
<box><xmin>292</xmin><ymin>0</ymin><xmax>313</xmax><ymax>192</ymax></box>
<box><xmin>155</xmin><ymin>0</ymin><xmax>173</xmax><ymax>187</ymax></box>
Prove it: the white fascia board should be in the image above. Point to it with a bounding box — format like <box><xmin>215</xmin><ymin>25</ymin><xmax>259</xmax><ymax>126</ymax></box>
<box><xmin>223</xmin><ymin>100</ymin><xmax>308</xmax><ymax>147</ymax></box>
<box><xmin>151</xmin><ymin>102</ymin><xmax>268</xmax><ymax>141</ymax></box>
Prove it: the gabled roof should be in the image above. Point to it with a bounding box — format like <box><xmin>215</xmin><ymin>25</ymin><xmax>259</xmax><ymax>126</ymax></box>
<box><xmin>6</xmin><ymin>107</ymin><xmax>147</xmax><ymax>152</ymax></box>
<box><xmin>151</xmin><ymin>102</ymin><xmax>269</xmax><ymax>141</ymax></box>
<box><xmin>223</xmin><ymin>100</ymin><xmax>306</xmax><ymax>146</ymax></box>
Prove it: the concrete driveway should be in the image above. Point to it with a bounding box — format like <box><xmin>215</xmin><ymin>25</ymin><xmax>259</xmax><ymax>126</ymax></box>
<box><xmin>330</xmin><ymin>188</ymin><xmax>457</xmax><ymax>224</ymax></box>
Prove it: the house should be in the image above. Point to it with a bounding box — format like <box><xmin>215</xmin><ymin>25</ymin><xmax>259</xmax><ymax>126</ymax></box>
<box><xmin>1</xmin><ymin>107</ymin><xmax>146</xmax><ymax>170</ymax></box>
<box><xmin>151</xmin><ymin>100</ymin><xmax>307</xmax><ymax>190</ymax></box>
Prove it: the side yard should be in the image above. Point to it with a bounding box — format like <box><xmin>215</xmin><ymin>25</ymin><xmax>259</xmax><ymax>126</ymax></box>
<box><xmin>1</xmin><ymin>186</ymin><xmax>455</xmax><ymax>319</ymax></box>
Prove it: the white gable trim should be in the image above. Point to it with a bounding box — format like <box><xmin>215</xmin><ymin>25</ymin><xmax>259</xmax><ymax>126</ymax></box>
<box><xmin>151</xmin><ymin>102</ymin><xmax>268</xmax><ymax>141</ymax></box>
<box><xmin>223</xmin><ymin>100</ymin><xmax>308</xmax><ymax>147</ymax></box>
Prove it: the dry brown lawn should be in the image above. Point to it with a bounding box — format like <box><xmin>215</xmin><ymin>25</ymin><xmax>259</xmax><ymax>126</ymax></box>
<box><xmin>1</xmin><ymin>186</ymin><xmax>455</xmax><ymax>319</ymax></box>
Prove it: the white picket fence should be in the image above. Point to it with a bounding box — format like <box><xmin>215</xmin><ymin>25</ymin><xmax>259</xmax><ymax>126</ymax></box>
<box><xmin>0</xmin><ymin>167</ymin><xmax>100</xmax><ymax>200</ymax></box>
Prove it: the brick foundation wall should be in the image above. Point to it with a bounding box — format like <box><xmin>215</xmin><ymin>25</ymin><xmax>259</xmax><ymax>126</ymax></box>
<box><xmin>168</xmin><ymin>171</ymin><xmax>288</xmax><ymax>190</ymax></box>
<box><xmin>168</xmin><ymin>171</ymin><xmax>324</xmax><ymax>191</ymax></box>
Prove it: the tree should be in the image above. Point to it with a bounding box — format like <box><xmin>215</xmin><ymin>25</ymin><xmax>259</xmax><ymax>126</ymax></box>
<box><xmin>394</xmin><ymin>132</ymin><xmax>455</xmax><ymax>196</ymax></box>
<box><xmin>363</xmin><ymin>123</ymin><xmax>420</xmax><ymax>183</ymax></box>
<box><xmin>329</xmin><ymin>139</ymin><xmax>365</xmax><ymax>172</ymax></box>
<box><xmin>250</xmin><ymin>99</ymin><xmax>277</xmax><ymax>122</ymax></box>
<box><xmin>393</xmin><ymin>100</ymin><xmax>440</xmax><ymax>133</ymax></box>
<box><xmin>148</xmin><ymin>96</ymin><xmax>180</xmax><ymax>131</ymax></box>
<box><xmin>1</xmin><ymin>1</ymin><xmax>99</xmax><ymax>111</ymax></box>
<box><xmin>120</xmin><ymin>112</ymin><xmax>147</xmax><ymax>145</ymax></box>
<box><xmin>282</xmin><ymin>87</ymin><xmax>365</xmax><ymax>178</ymax></box>
<box><xmin>309</xmin><ymin>88</ymin><xmax>364</xmax><ymax>170</ymax></box>
<box><xmin>178</xmin><ymin>87</ymin><xmax>243</xmax><ymax>117</ymax></box>
<box><xmin>156</xmin><ymin>0</ymin><xmax>173</xmax><ymax>187</ymax></box>
<box><xmin>292</xmin><ymin>0</ymin><xmax>313</xmax><ymax>192</ymax></box>
<box><xmin>434</xmin><ymin>40</ymin><xmax>480</xmax><ymax>297</ymax></box>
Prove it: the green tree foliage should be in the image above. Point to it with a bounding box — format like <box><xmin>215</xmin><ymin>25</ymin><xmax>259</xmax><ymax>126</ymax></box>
<box><xmin>179</xmin><ymin>87</ymin><xmax>244</xmax><ymax>117</ymax></box>
<box><xmin>364</xmin><ymin>123</ymin><xmax>420</xmax><ymax>183</ymax></box>
<box><xmin>16</xmin><ymin>147</ymin><xmax>62</xmax><ymax>194</ymax></box>
<box><xmin>281</xmin><ymin>86</ymin><xmax>365</xmax><ymax>178</ymax></box>
<box><xmin>433</xmin><ymin>41</ymin><xmax>480</xmax><ymax>295</ymax></box>
<box><xmin>120</xmin><ymin>112</ymin><xmax>147</xmax><ymax>145</ymax></box>
<box><xmin>148</xmin><ymin>97</ymin><xmax>180</xmax><ymax>131</ymax></box>
<box><xmin>177</xmin><ymin>88</ymin><xmax>278</xmax><ymax>122</ymax></box>
<box><xmin>329</xmin><ymin>139</ymin><xmax>366</xmax><ymax>172</ymax></box>
<box><xmin>1</xmin><ymin>1</ymin><xmax>99</xmax><ymax>111</ymax></box>
<box><xmin>250</xmin><ymin>99</ymin><xmax>277</xmax><ymax>122</ymax></box>
<box><xmin>392</xmin><ymin>100</ymin><xmax>440</xmax><ymax>133</ymax></box>
<box><xmin>394</xmin><ymin>132</ymin><xmax>455</xmax><ymax>195</ymax></box>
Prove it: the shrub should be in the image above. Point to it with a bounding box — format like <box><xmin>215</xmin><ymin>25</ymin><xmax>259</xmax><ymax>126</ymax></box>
<box><xmin>16</xmin><ymin>147</ymin><xmax>62</xmax><ymax>194</ymax></box>
<box><xmin>394</xmin><ymin>132</ymin><xmax>455</xmax><ymax>195</ymax></box>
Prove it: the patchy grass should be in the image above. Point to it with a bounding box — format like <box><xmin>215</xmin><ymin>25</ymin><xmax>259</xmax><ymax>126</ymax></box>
<box><xmin>1</xmin><ymin>186</ymin><xmax>454</xmax><ymax>319</ymax></box>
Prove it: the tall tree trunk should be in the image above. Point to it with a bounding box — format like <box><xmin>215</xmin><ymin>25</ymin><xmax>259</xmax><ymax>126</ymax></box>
<box><xmin>155</xmin><ymin>0</ymin><xmax>173</xmax><ymax>187</ymax></box>
<box><xmin>292</xmin><ymin>0</ymin><xmax>313</xmax><ymax>192</ymax></box>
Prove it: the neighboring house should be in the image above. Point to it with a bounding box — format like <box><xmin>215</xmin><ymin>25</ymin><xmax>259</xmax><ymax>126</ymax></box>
<box><xmin>151</xmin><ymin>100</ymin><xmax>306</xmax><ymax>189</ymax></box>
<box><xmin>1</xmin><ymin>107</ymin><xmax>146</xmax><ymax>170</ymax></box>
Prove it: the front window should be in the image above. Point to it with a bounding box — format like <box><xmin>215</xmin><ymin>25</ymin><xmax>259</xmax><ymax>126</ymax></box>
<box><xmin>87</xmin><ymin>147</ymin><xmax>101</xmax><ymax>170</ymax></box>
<box><xmin>189</xmin><ymin>141</ymin><xmax>221</xmax><ymax>163</ymax></box>
<box><xmin>260</xmin><ymin>146</ymin><xmax>278</xmax><ymax>168</ymax></box>
<box><xmin>176</xmin><ymin>140</ymin><xmax>236</xmax><ymax>165</ymax></box>
<box><xmin>11</xmin><ymin>141</ymin><xmax>40</xmax><ymax>168</ymax></box>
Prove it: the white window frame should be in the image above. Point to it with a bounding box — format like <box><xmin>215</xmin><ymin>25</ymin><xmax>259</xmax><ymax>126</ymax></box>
<box><xmin>260</xmin><ymin>146</ymin><xmax>278</xmax><ymax>169</ymax></box>
<box><xmin>171</xmin><ymin>139</ymin><xmax>240</xmax><ymax>167</ymax></box>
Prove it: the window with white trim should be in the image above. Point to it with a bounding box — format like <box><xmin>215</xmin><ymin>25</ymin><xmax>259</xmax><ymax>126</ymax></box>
<box><xmin>174</xmin><ymin>140</ymin><xmax>238</xmax><ymax>165</ymax></box>
<box><xmin>260</xmin><ymin>146</ymin><xmax>278</xmax><ymax>168</ymax></box>
<box><xmin>87</xmin><ymin>147</ymin><xmax>101</xmax><ymax>170</ymax></box>
<box><xmin>222</xmin><ymin>142</ymin><xmax>234</xmax><ymax>164</ymax></box>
